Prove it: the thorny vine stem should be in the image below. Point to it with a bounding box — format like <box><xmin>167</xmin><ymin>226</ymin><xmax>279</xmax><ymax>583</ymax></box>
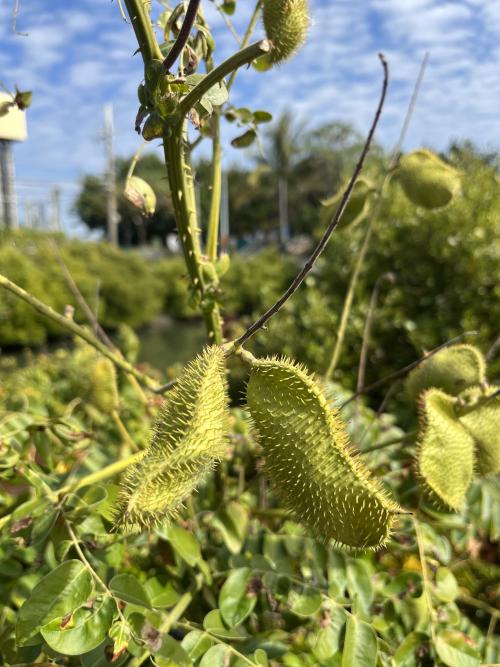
<box><xmin>231</xmin><ymin>54</ymin><xmax>389</xmax><ymax>350</ymax></box>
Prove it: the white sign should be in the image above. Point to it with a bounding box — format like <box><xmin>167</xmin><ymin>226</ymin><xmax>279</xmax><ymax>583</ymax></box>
<box><xmin>0</xmin><ymin>93</ymin><xmax>27</xmax><ymax>142</ymax></box>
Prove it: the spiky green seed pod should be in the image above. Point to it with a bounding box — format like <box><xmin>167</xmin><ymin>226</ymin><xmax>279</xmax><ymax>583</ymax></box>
<box><xmin>396</xmin><ymin>149</ymin><xmax>462</xmax><ymax>209</ymax></box>
<box><xmin>115</xmin><ymin>346</ymin><xmax>229</xmax><ymax>533</ymax></box>
<box><xmin>262</xmin><ymin>0</ymin><xmax>310</xmax><ymax>64</ymax></box>
<box><xmin>246</xmin><ymin>357</ymin><xmax>401</xmax><ymax>549</ymax></box>
<box><xmin>457</xmin><ymin>385</ymin><xmax>500</xmax><ymax>477</ymax></box>
<box><xmin>405</xmin><ymin>344</ymin><xmax>486</xmax><ymax>402</ymax></box>
<box><xmin>416</xmin><ymin>389</ymin><xmax>474</xmax><ymax>509</ymax></box>
<box><xmin>90</xmin><ymin>358</ymin><xmax>119</xmax><ymax>415</ymax></box>
<box><xmin>320</xmin><ymin>176</ymin><xmax>375</xmax><ymax>229</ymax></box>
<box><xmin>124</xmin><ymin>176</ymin><xmax>157</xmax><ymax>217</ymax></box>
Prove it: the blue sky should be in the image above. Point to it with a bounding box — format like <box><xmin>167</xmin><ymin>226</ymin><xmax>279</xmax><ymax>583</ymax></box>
<box><xmin>0</xmin><ymin>0</ymin><xmax>499</xmax><ymax>234</ymax></box>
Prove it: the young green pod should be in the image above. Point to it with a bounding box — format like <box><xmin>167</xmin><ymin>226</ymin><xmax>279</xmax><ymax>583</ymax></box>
<box><xmin>416</xmin><ymin>389</ymin><xmax>475</xmax><ymax>509</ymax></box>
<box><xmin>457</xmin><ymin>385</ymin><xmax>500</xmax><ymax>477</ymax></box>
<box><xmin>262</xmin><ymin>0</ymin><xmax>310</xmax><ymax>64</ymax></box>
<box><xmin>115</xmin><ymin>346</ymin><xmax>230</xmax><ymax>533</ymax></box>
<box><xmin>320</xmin><ymin>176</ymin><xmax>375</xmax><ymax>229</ymax></box>
<box><xmin>90</xmin><ymin>358</ymin><xmax>119</xmax><ymax>415</ymax></box>
<box><xmin>405</xmin><ymin>344</ymin><xmax>486</xmax><ymax>402</ymax></box>
<box><xmin>124</xmin><ymin>176</ymin><xmax>157</xmax><ymax>217</ymax></box>
<box><xmin>396</xmin><ymin>149</ymin><xmax>462</xmax><ymax>209</ymax></box>
<box><xmin>246</xmin><ymin>356</ymin><xmax>401</xmax><ymax>549</ymax></box>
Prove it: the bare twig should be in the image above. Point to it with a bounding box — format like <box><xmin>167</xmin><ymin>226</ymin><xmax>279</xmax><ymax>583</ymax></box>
<box><xmin>163</xmin><ymin>0</ymin><xmax>201</xmax><ymax>72</ymax></box>
<box><xmin>48</xmin><ymin>241</ymin><xmax>115</xmax><ymax>351</ymax></box>
<box><xmin>12</xmin><ymin>0</ymin><xmax>28</xmax><ymax>35</ymax></box>
<box><xmin>233</xmin><ymin>54</ymin><xmax>389</xmax><ymax>349</ymax></box>
<box><xmin>356</xmin><ymin>272</ymin><xmax>395</xmax><ymax>394</ymax></box>
<box><xmin>227</xmin><ymin>0</ymin><xmax>263</xmax><ymax>91</ymax></box>
<box><xmin>486</xmin><ymin>333</ymin><xmax>500</xmax><ymax>362</ymax></box>
<box><xmin>341</xmin><ymin>330</ymin><xmax>478</xmax><ymax>408</ymax></box>
<box><xmin>325</xmin><ymin>52</ymin><xmax>429</xmax><ymax>381</ymax></box>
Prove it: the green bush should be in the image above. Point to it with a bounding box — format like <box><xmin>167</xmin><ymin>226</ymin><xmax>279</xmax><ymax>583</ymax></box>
<box><xmin>0</xmin><ymin>230</ymin><xmax>166</xmax><ymax>347</ymax></box>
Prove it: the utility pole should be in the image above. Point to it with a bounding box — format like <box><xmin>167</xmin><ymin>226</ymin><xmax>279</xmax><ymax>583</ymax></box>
<box><xmin>51</xmin><ymin>186</ymin><xmax>61</xmax><ymax>232</ymax></box>
<box><xmin>0</xmin><ymin>140</ymin><xmax>18</xmax><ymax>229</ymax></box>
<box><xmin>103</xmin><ymin>104</ymin><xmax>119</xmax><ymax>245</ymax></box>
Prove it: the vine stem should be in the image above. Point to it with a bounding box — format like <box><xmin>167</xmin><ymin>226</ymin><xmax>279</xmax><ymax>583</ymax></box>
<box><xmin>232</xmin><ymin>54</ymin><xmax>389</xmax><ymax>350</ymax></box>
<box><xmin>325</xmin><ymin>53</ymin><xmax>429</xmax><ymax>381</ymax></box>
<box><xmin>413</xmin><ymin>515</ymin><xmax>436</xmax><ymax>642</ymax></box>
<box><xmin>206</xmin><ymin>115</ymin><xmax>222</xmax><ymax>263</ymax></box>
<box><xmin>227</xmin><ymin>0</ymin><xmax>263</xmax><ymax>91</ymax></box>
<box><xmin>0</xmin><ymin>273</ymin><xmax>161</xmax><ymax>391</ymax></box>
<box><xmin>65</xmin><ymin>519</ymin><xmax>128</xmax><ymax>624</ymax></box>
<box><xmin>361</xmin><ymin>430</ymin><xmax>416</xmax><ymax>454</ymax></box>
<box><xmin>0</xmin><ymin>452</ymin><xmax>142</xmax><ymax>532</ymax></box>
<box><xmin>111</xmin><ymin>410</ymin><xmax>138</xmax><ymax>455</ymax></box>
<box><xmin>163</xmin><ymin>0</ymin><xmax>201</xmax><ymax>72</ymax></box>
<box><xmin>340</xmin><ymin>330</ymin><xmax>478</xmax><ymax>408</ymax></box>
<box><xmin>178</xmin><ymin>40</ymin><xmax>271</xmax><ymax>116</ymax></box>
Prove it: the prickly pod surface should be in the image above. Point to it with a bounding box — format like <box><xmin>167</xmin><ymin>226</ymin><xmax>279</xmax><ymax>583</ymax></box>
<box><xmin>457</xmin><ymin>385</ymin><xmax>500</xmax><ymax>477</ymax></box>
<box><xmin>417</xmin><ymin>388</ymin><xmax>475</xmax><ymax>510</ymax></box>
<box><xmin>406</xmin><ymin>344</ymin><xmax>486</xmax><ymax>402</ymax></box>
<box><xmin>263</xmin><ymin>0</ymin><xmax>310</xmax><ymax>63</ymax></box>
<box><xmin>396</xmin><ymin>149</ymin><xmax>461</xmax><ymax>209</ymax></box>
<box><xmin>115</xmin><ymin>346</ymin><xmax>229</xmax><ymax>533</ymax></box>
<box><xmin>246</xmin><ymin>356</ymin><xmax>401</xmax><ymax>549</ymax></box>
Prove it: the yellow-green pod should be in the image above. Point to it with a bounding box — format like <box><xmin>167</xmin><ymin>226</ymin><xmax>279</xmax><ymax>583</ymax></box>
<box><xmin>405</xmin><ymin>344</ymin><xmax>486</xmax><ymax>402</ymax></box>
<box><xmin>457</xmin><ymin>385</ymin><xmax>500</xmax><ymax>477</ymax></box>
<box><xmin>396</xmin><ymin>149</ymin><xmax>462</xmax><ymax>209</ymax></box>
<box><xmin>124</xmin><ymin>176</ymin><xmax>157</xmax><ymax>217</ymax></box>
<box><xmin>320</xmin><ymin>176</ymin><xmax>375</xmax><ymax>229</ymax></box>
<box><xmin>115</xmin><ymin>346</ymin><xmax>229</xmax><ymax>533</ymax></box>
<box><xmin>246</xmin><ymin>356</ymin><xmax>401</xmax><ymax>549</ymax></box>
<box><xmin>416</xmin><ymin>389</ymin><xmax>475</xmax><ymax>509</ymax></box>
<box><xmin>90</xmin><ymin>358</ymin><xmax>119</xmax><ymax>415</ymax></box>
<box><xmin>263</xmin><ymin>0</ymin><xmax>310</xmax><ymax>64</ymax></box>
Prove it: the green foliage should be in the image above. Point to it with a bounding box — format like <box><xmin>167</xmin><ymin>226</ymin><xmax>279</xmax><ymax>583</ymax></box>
<box><xmin>1</xmin><ymin>346</ymin><xmax>498</xmax><ymax>666</ymax></box>
<box><xmin>247</xmin><ymin>356</ymin><xmax>400</xmax><ymax>549</ymax></box>
<box><xmin>115</xmin><ymin>346</ymin><xmax>230</xmax><ymax>532</ymax></box>
<box><xmin>0</xmin><ymin>230</ymin><xmax>165</xmax><ymax>346</ymax></box>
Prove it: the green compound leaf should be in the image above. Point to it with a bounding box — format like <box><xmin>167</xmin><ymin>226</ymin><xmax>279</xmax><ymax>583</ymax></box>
<box><xmin>246</xmin><ymin>357</ymin><xmax>401</xmax><ymax>549</ymax></box>
<box><xmin>405</xmin><ymin>344</ymin><xmax>486</xmax><ymax>401</ymax></box>
<box><xmin>115</xmin><ymin>346</ymin><xmax>230</xmax><ymax>532</ymax></box>
<box><xmin>417</xmin><ymin>389</ymin><xmax>475</xmax><ymax>509</ymax></box>
<box><xmin>41</xmin><ymin>596</ymin><xmax>115</xmax><ymax>656</ymax></box>
<box><xmin>219</xmin><ymin>567</ymin><xmax>256</xmax><ymax>627</ymax></box>
<box><xmin>90</xmin><ymin>357</ymin><xmax>119</xmax><ymax>414</ymax></box>
<box><xmin>199</xmin><ymin>644</ymin><xmax>230</xmax><ymax>667</ymax></box>
<box><xmin>320</xmin><ymin>176</ymin><xmax>375</xmax><ymax>229</ymax></box>
<box><xmin>262</xmin><ymin>0</ymin><xmax>310</xmax><ymax>64</ymax></box>
<box><xmin>341</xmin><ymin>614</ymin><xmax>378</xmax><ymax>667</ymax></box>
<box><xmin>155</xmin><ymin>635</ymin><xmax>192</xmax><ymax>667</ymax></box>
<box><xmin>16</xmin><ymin>560</ymin><xmax>93</xmax><ymax>646</ymax></box>
<box><xmin>434</xmin><ymin>630</ymin><xmax>481</xmax><ymax>667</ymax></box>
<box><xmin>395</xmin><ymin>149</ymin><xmax>462</xmax><ymax>209</ymax></box>
<box><xmin>109</xmin><ymin>573</ymin><xmax>152</xmax><ymax>608</ymax></box>
<box><xmin>456</xmin><ymin>385</ymin><xmax>500</xmax><ymax>476</ymax></box>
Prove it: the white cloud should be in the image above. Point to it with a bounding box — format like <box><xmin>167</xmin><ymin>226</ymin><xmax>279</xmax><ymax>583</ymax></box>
<box><xmin>0</xmin><ymin>0</ymin><xmax>498</xmax><ymax>234</ymax></box>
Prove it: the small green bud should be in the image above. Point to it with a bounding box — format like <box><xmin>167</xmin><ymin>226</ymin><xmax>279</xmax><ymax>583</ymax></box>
<box><xmin>14</xmin><ymin>89</ymin><xmax>32</xmax><ymax>111</ymax></box>
<box><xmin>142</xmin><ymin>112</ymin><xmax>164</xmax><ymax>141</ymax></box>
<box><xmin>396</xmin><ymin>149</ymin><xmax>462</xmax><ymax>209</ymax></box>
<box><xmin>262</xmin><ymin>0</ymin><xmax>310</xmax><ymax>64</ymax></box>
<box><xmin>145</xmin><ymin>59</ymin><xmax>164</xmax><ymax>91</ymax></box>
<box><xmin>137</xmin><ymin>84</ymin><xmax>148</xmax><ymax>107</ymax></box>
<box><xmin>124</xmin><ymin>176</ymin><xmax>157</xmax><ymax>217</ymax></box>
<box><xmin>215</xmin><ymin>253</ymin><xmax>231</xmax><ymax>278</ymax></box>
